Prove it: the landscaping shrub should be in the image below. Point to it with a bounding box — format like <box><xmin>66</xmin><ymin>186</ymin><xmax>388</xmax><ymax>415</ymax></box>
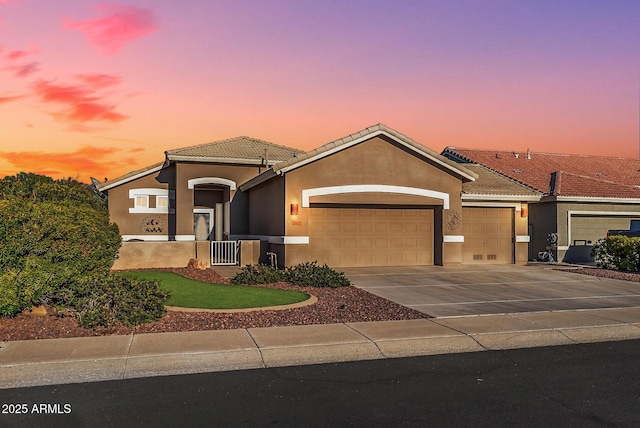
<box><xmin>232</xmin><ymin>261</ymin><xmax>351</xmax><ymax>288</ymax></box>
<box><xmin>0</xmin><ymin>173</ymin><xmax>167</xmax><ymax>327</ymax></box>
<box><xmin>76</xmin><ymin>274</ymin><xmax>170</xmax><ymax>328</ymax></box>
<box><xmin>285</xmin><ymin>261</ymin><xmax>351</xmax><ymax>288</ymax></box>
<box><xmin>231</xmin><ymin>264</ymin><xmax>285</xmax><ymax>285</ymax></box>
<box><xmin>591</xmin><ymin>236</ymin><xmax>640</xmax><ymax>271</ymax></box>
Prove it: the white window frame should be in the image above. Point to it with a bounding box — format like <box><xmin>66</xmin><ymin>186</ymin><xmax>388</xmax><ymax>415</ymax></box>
<box><xmin>129</xmin><ymin>188</ymin><xmax>169</xmax><ymax>213</ymax></box>
<box><xmin>134</xmin><ymin>195</ymin><xmax>149</xmax><ymax>209</ymax></box>
<box><xmin>156</xmin><ymin>195</ymin><xmax>169</xmax><ymax>209</ymax></box>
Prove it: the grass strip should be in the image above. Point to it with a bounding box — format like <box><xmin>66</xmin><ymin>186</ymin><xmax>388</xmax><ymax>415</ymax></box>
<box><xmin>117</xmin><ymin>271</ymin><xmax>309</xmax><ymax>310</ymax></box>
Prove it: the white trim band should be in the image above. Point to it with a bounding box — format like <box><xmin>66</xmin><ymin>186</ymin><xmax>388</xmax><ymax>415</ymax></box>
<box><xmin>302</xmin><ymin>185</ymin><xmax>450</xmax><ymax>209</ymax></box>
<box><xmin>175</xmin><ymin>235</ymin><xmax>196</xmax><ymax>241</ymax></box>
<box><xmin>516</xmin><ymin>235</ymin><xmax>531</xmax><ymax>243</ymax></box>
<box><xmin>463</xmin><ymin>201</ymin><xmax>521</xmax><ymax>211</ymax></box>
<box><xmin>121</xmin><ymin>235</ymin><xmax>168</xmax><ymax>241</ymax></box>
<box><xmin>231</xmin><ymin>235</ymin><xmax>310</xmax><ymax>244</ymax></box>
<box><xmin>188</xmin><ymin>177</ymin><xmax>237</xmax><ymax>190</ymax></box>
<box><xmin>443</xmin><ymin>235</ymin><xmax>464</xmax><ymax>243</ymax></box>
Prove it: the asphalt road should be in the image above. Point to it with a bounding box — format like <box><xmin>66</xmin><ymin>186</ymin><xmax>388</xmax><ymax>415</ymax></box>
<box><xmin>1</xmin><ymin>340</ymin><xmax>639</xmax><ymax>427</ymax></box>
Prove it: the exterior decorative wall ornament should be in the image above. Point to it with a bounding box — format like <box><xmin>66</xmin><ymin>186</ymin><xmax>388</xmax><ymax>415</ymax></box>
<box><xmin>139</xmin><ymin>215</ymin><xmax>167</xmax><ymax>233</ymax></box>
<box><xmin>445</xmin><ymin>209</ymin><xmax>462</xmax><ymax>232</ymax></box>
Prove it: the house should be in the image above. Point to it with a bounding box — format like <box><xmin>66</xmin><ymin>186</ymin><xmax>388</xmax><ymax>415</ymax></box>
<box><xmin>442</xmin><ymin>147</ymin><xmax>640</xmax><ymax>262</ymax></box>
<box><xmin>98</xmin><ymin>125</ymin><xmax>539</xmax><ymax>269</ymax></box>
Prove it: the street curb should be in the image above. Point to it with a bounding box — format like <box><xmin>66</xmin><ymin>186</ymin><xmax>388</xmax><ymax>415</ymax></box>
<box><xmin>2</xmin><ymin>314</ymin><xmax>640</xmax><ymax>390</ymax></box>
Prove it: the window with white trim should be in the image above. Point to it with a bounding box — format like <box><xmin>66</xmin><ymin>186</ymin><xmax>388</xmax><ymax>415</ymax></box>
<box><xmin>129</xmin><ymin>188</ymin><xmax>169</xmax><ymax>214</ymax></box>
<box><xmin>135</xmin><ymin>195</ymin><xmax>149</xmax><ymax>209</ymax></box>
<box><xmin>156</xmin><ymin>195</ymin><xmax>169</xmax><ymax>209</ymax></box>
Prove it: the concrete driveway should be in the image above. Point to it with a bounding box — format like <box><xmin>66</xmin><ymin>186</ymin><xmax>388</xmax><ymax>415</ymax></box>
<box><xmin>342</xmin><ymin>265</ymin><xmax>640</xmax><ymax>317</ymax></box>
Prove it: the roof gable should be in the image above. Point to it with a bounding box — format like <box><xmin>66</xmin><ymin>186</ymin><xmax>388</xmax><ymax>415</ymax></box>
<box><xmin>443</xmin><ymin>147</ymin><xmax>640</xmax><ymax>199</ymax></box>
<box><xmin>272</xmin><ymin>124</ymin><xmax>477</xmax><ymax>181</ymax></box>
<box><xmin>97</xmin><ymin>163</ymin><xmax>163</xmax><ymax>191</ymax></box>
<box><xmin>461</xmin><ymin>164</ymin><xmax>541</xmax><ymax>200</ymax></box>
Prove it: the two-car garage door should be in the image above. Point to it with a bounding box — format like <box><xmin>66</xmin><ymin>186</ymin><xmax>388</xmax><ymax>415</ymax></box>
<box><xmin>308</xmin><ymin>207</ymin><xmax>434</xmax><ymax>267</ymax></box>
<box><xmin>307</xmin><ymin>206</ymin><xmax>514</xmax><ymax>267</ymax></box>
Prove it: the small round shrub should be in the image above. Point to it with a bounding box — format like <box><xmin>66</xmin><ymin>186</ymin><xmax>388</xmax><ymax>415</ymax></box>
<box><xmin>231</xmin><ymin>264</ymin><xmax>285</xmax><ymax>285</ymax></box>
<box><xmin>285</xmin><ymin>261</ymin><xmax>351</xmax><ymax>288</ymax></box>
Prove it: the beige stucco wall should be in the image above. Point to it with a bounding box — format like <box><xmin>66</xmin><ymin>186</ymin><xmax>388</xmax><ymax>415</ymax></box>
<box><xmin>284</xmin><ymin>136</ymin><xmax>464</xmax><ymax>236</ymax></box>
<box><xmin>259</xmin><ymin>135</ymin><xmax>467</xmax><ymax>266</ymax></box>
<box><xmin>106</xmin><ymin>171</ymin><xmax>170</xmax><ymax>238</ymax></box>
<box><xmin>113</xmin><ymin>241</ymin><xmax>197</xmax><ymax>269</ymax></box>
<box><xmin>515</xmin><ymin>204</ymin><xmax>529</xmax><ymax>264</ymax></box>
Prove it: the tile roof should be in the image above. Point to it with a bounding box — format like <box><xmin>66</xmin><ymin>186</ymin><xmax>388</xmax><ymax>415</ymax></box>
<box><xmin>443</xmin><ymin>147</ymin><xmax>640</xmax><ymax>199</ymax></box>
<box><xmin>461</xmin><ymin>164</ymin><xmax>541</xmax><ymax>198</ymax></box>
<box><xmin>551</xmin><ymin>171</ymin><xmax>640</xmax><ymax>198</ymax></box>
<box><xmin>166</xmin><ymin>136</ymin><xmax>303</xmax><ymax>163</ymax></box>
<box><xmin>271</xmin><ymin>123</ymin><xmax>477</xmax><ymax>181</ymax></box>
<box><xmin>97</xmin><ymin>163</ymin><xmax>163</xmax><ymax>191</ymax></box>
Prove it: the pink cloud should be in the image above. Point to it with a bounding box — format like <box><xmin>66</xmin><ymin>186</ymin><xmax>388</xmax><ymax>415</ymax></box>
<box><xmin>64</xmin><ymin>5</ymin><xmax>158</xmax><ymax>55</ymax></box>
<box><xmin>32</xmin><ymin>76</ymin><xmax>127</xmax><ymax>129</ymax></box>
<box><xmin>0</xmin><ymin>94</ymin><xmax>25</xmax><ymax>103</ymax></box>
<box><xmin>75</xmin><ymin>73</ymin><xmax>122</xmax><ymax>89</ymax></box>
<box><xmin>3</xmin><ymin>61</ymin><xmax>39</xmax><ymax>77</ymax></box>
<box><xmin>5</xmin><ymin>48</ymin><xmax>38</xmax><ymax>61</ymax></box>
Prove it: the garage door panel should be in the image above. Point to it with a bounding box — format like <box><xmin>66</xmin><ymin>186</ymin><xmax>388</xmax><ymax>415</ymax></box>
<box><xmin>309</xmin><ymin>208</ymin><xmax>434</xmax><ymax>267</ymax></box>
<box><xmin>571</xmin><ymin>216</ymin><xmax>640</xmax><ymax>244</ymax></box>
<box><xmin>462</xmin><ymin>207</ymin><xmax>513</xmax><ymax>264</ymax></box>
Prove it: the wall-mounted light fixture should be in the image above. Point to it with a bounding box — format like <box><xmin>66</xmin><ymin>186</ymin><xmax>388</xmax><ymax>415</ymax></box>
<box><xmin>290</xmin><ymin>203</ymin><xmax>299</xmax><ymax>216</ymax></box>
<box><xmin>520</xmin><ymin>206</ymin><xmax>528</xmax><ymax>218</ymax></box>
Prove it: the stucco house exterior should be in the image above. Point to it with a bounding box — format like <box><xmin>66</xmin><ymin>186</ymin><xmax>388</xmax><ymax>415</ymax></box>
<box><xmin>98</xmin><ymin>125</ymin><xmax>540</xmax><ymax>269</ymax></box>
<box><xmin>442</xmin><ymin>147</ymin><xmax>640</xmax><ymax>262</ymax></box>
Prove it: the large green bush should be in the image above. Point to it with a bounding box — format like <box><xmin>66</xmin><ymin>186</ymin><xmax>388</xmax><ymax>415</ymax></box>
<box><xmin>232</xmin><ymin>261</ymin><xmax>351</xmax><ymax>288</ymax></box>
<box><xmin>591</xmin><ymin>236</ymin><xmax>640</xmax><ymax>271</ymax></box>
<box><xmin>0</xmin><ymin>173</ymin><xmax>168</xmax><ymax>326</ymax></box>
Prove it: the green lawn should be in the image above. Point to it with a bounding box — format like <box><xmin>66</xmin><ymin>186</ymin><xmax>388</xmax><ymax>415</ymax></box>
<box><xmin>118</xmin><ymin>271</ymin><xmax>309</xmax><ymax>310</ymax></box>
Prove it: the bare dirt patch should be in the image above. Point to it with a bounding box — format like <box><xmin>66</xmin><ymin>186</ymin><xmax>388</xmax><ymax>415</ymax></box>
<box><xmin>0</xmin><ymin>268</ymin><xmax>429</xmax><ymax>341</ymax></box>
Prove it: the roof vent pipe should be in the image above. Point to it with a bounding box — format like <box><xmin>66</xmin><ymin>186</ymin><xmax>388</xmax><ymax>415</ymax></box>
<box><xmin>527</xmin><ymin>148</ymin><xmax>531</xmax><ymax>160</ymax></box>
<box><xmin>513</xmin><ymin>151</ymin><xmax>519</xmax><ymax>158</ymax></box>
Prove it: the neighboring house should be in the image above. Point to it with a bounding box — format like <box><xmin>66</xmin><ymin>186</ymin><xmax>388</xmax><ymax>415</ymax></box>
<box><xmin>442</xmin><ymin>147</ymin><xmax>640</xmax><ymax>262</ymax></box>
<box><xmin>99</xmin><ymin>125</ymin><xmax>540</xmax><ymax>269</ymax></box>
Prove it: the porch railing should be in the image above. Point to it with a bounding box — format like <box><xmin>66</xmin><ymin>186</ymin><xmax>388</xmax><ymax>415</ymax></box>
<box><xmin>211</xmin><ymin>240</ymin><xmax>238</xmax><ymax>265</ymax></box>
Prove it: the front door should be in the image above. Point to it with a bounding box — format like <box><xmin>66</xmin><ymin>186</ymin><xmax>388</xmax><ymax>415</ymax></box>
<box><xmin>193</xmin><ymin>210</ymin><xmax>213</xmax><ymax>241</ymax></box>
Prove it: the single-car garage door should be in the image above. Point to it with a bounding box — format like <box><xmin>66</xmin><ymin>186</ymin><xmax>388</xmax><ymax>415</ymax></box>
<box><xmin>308</xmin><ymin>207</ymin><xmax>434</xmax><ymax>267</ymax></box>
<box><xmin>462</xmin><ymin>207</ymin><xmax>513</xmax><ymax>264</ymax></box>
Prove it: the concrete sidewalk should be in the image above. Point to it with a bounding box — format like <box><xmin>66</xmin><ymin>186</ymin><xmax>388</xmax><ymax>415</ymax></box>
<box><xmin>2</xmin><ymin>307</ymin><xmax>640</xmax><ymax>389</ymax></box>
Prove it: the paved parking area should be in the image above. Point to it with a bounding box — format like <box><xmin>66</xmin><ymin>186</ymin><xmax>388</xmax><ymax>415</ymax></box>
<box><xmin>342</xmin><ymin>265</ymin><xmax>640</xmax><ymax>317</ymax></box>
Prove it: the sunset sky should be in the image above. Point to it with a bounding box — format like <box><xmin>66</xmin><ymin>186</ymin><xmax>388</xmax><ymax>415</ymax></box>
<box><xmin>1</xmin><ymin>1</ymin><xmax>639</xmax><ymax>182</ymax></box>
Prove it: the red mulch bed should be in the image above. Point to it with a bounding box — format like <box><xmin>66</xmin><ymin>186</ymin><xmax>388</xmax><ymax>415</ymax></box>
<box><xmin>556</xmin><ymin>266</ymin><xmax>640</xmax><ymax>282</ymax></box>
<box><xmin>0</xmin><ymin>268</ymin><xmax>429</xmax><ymax>342</ymax></box>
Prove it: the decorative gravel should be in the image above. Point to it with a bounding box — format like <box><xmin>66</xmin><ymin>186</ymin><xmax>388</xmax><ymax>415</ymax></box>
<box><xmin>0</xmin><ymin>268</ymin><xmax>429</xmax><ymax>342</ymax></box>
<box><xmin>556</xmin><ymin>266</ymin><xmax>640</xmax><ymax>282</ymax></box>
